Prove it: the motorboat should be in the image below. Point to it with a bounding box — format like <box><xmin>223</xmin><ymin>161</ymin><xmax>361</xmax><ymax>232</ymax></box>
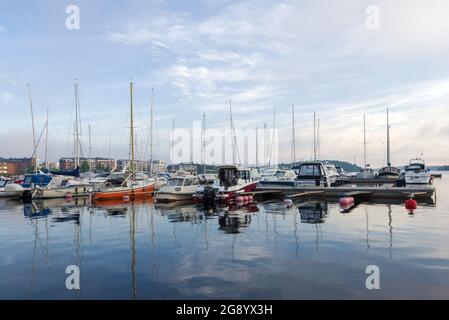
<box><xmin>355</xmin><ymin>164</ymin><xmax>376</xmax><ymax>179</ymax></box>
<box><xmin>293</xmin><ymin>161</ymin><xmax>338</xmax><ymax>187</ymax></box>
<box><xmin>258</xmin><ymin>169</ymin><xmax>297</xmax><ymax>188</ymax></box>
<box><xmin>404</xmin><ymin>158</ymin><xmax>432</xmax><ymax>185</ymax></box>
<box><xmin>193</xmin><ymin>165</ymin><xmax>258</xmax><ymax>206</ymax></box>
<box><xmin>21</xmin><ymin>173</ymin><xmax>92</xmax><ymax>199</ymax></box>
<box><xmin>155</xmin><ymin>174</ymin><xmax>201</xmax><ymax>202</ymax></box>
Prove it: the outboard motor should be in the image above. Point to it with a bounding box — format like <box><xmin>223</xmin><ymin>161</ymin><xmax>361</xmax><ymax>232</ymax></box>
<box><xmin>202</xmin><ymin>186</ymin><xmax>217</xmax><ymax>208</ymax></box>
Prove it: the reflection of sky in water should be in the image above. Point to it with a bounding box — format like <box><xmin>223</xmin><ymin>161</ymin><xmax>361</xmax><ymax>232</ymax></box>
<box><xmin>0</xmin><ymin>176</ymin><xmax>448</xmax><ymax>299</ymax></box>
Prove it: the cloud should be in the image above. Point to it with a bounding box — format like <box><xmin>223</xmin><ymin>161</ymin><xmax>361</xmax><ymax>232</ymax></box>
<box><xmin>1</xmin><ymin>92</ymin><xmax>13</xmax><ymax>103</ymax></box>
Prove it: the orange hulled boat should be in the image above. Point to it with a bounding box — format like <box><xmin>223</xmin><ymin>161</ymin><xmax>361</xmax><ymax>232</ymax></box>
<box><xmin>93</xmin><ymin>81</ymin><xmax>156</xmax><ymax>201</ymax></box>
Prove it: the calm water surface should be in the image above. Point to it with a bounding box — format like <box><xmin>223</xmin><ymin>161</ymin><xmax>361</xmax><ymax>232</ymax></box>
<box><xmin>1</xmin><ymin>175</ymin><xmax>448</xmax><ymax>299</ymax></box>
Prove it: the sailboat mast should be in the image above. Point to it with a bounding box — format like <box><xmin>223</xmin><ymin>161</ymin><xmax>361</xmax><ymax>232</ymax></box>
<box><xmin>317</xmin><ymin>118</ymin><xmax>320</xmax><ymax>160</ymax></box>
<box><xmin>74</xmin><ymin>80</ymin><xmax>80</xmax><ymax>168</ymax></box>
<box><xmin>171</xmin><ymin>118</ymin><xmax>175</xmax><ymax>163</ymax></box>
<box><xmin>269</xmin><ymin>108</ymin><xmax>276</xmax><ymax>167</ymax></box>
<box><xmin>363</xmin><ymin>114</ymin><xmax>367</xmax><ymax>169</ymax></box>
<box><xmin>88</xmin><ymin>124</ymin><xmax>92</xmax><ymax>176</ymax></box>
<box><xmin>386</xmin><ymin>107</ymin><xmax>391</xmax><ymax>169</ymax></box>
<box><xmin>202</xmin><ymin>112</ymin><xmax>206</xmax><ymax>174</ymax></box>
<box><xmin>313</xmin><ymin>111</ymin><xmax>316</xmax><ymax>161</ymax></box>
<box><xmin>291</xmin><ymin>104</ymin><xmax>296</xmax><ymax>164</ymax></box>
<box><xmin>255</xmin><ymin>125</ymin><xmax>259</xmax><ymax>168</ymax></box>
<box><xmin>229</xmin><ymin>100</ymin><xmax>235</xmax><ymax>165</ymax></box>
<box><xmin>130</xmin><ymin>82</ymin><xmax>135</xmax><ymax>173</ymax></box>
<box><xmin>149</xmin><ymin>87</ymin><xmax>154</xmax><ymax>176</ymax></box>
<box><xmin>27</xmin><ymin>84</ymin><xmax>38</xmax><ymax>172</ymax></box>
<box><xmin>264</xmin><ymin>122</ymin><xmax>267</xmax><ymax>166</ymax></box>
<box><xmin>45</xmin><ymin>109</ymin><xmax>49</xmax><ymax>170</ymax></box>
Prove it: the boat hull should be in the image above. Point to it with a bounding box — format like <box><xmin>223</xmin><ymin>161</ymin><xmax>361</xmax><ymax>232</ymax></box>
<box><xmin>156</xmin><ymin>192</ymin><xmax>194</xmax><ymax>202</ymax></box>
<box><xmin>32</xmin><ymin>185</ymin><xmax>92</xmax><ymax>199</ymax></box>
<box><xmin>93</xmin><ymin>184</ymin><xmax>155</xmax><ymax>201</ymax></box>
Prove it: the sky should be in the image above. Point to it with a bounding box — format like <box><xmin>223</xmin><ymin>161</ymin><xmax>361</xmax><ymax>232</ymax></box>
<box><xmin>1</xmin><ymin>0</ymin><xmax>449</xmax><ymax>167</ymax></box>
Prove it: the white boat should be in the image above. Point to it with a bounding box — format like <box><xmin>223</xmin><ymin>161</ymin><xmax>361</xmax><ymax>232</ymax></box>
<box><xmin>21</xmin><ymin>173</ymin><xmax>92</xmax><ymax>199</ymax></box>
<box><xmin>156</xmin><ymin>175</ymin><xmax>201</xmax><ymax>202</ymax></box>
<box><xmin>0</xmin><ymin>180</ymin><xmax>18</xmax><ymax>198</ymax></box>
<box><xmin>85</xmin><ymin>172</ymin><xmax>111</xmax><ymax>187</ymax></box>
<box><xmin>258</xmin><ymin>169</ymin><xmax>297</xmax><ymax>187</ymax></box>
<box><xmin>260</xmin><ymin>169</ymin><xmax>297</xmax><ymax>181</ymax></box>
<box><xmin>355</xmin><ymin>164</ymin><xmax>376</xmax><ymax>179</ymax></box>
<box><xmin>404</xmin><ymin>158</ymin><xmax>432</xmax><ymax>185</ymax></box>
<box><xmin>293</xmin><ymin>161</ymin><xmax>338</xmax><ymax>187</ymax></box>
<box><xmin>193</xmin><ymin>165</ymin><xmax>258</xmax><ymax>205</ymax></box>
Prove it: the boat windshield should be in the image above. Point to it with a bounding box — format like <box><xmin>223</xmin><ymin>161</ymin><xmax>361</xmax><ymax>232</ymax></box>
<box><xmin>0</xmin><ymin>180</ymin><xmax>7</xmax><ymax>188</ymax></box>
<box><xmin>274</xmin><ymin>171</ymin><xmax>286</xmax><ymax>178</ymax></box>
<box><xmin>299</xmin><ymin>164</ymin><xmax>322</xmax><ymax>177</ymax></box>
<box><xmin>262</xmin><ymin>170</ymin><xmax>276</xmax><ymax>177</ymax></box>
<box><xmin>167</xmin><ymin>178</ymin><xmax>184</xmax><ymax>186</ymax></box>
<box><xmin>94</xmin><ymin>172</ymin><xmax>110</xmax><ymax>178</ymax></box>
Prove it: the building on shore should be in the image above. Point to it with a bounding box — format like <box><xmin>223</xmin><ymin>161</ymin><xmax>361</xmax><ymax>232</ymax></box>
<box><xmin>59</xmin><ymin>157</ymin><xmax>117</xmax><ymax>172</ymax></box>
<box><xmin>117</xmin><ymin>159</ymin><xmax>167</xmax><ymax>174</ymax></box>
<box><xmin>0</xmin><ymin>157</ymin><xmax>37</xmax><ymax>175</ymax></box>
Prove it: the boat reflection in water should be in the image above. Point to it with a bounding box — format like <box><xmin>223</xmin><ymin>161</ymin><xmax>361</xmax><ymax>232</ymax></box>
<box><xmin>217</xmin><ymin>205</ymin><xmax>259</xmax><ymax>234</ymax></box>
<box><xmin>23</xmin><ymin>197</ymin><xmax>90</xmax><ymax>223</ymax></box>
<box><xmin>157</xmin><ymin>200</ymin><xmax>207</xmax><ymax>223</ymax></box>
<box><xmin>298</xmin><ymin>201</ymin><xmax>329</xmax><ymax>224</ymax></box>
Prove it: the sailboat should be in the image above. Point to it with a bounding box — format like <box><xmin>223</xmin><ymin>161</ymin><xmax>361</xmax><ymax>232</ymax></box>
<box><xmin>93</xmin><ymin>81</ymin><xmax>156</xmax><ymax>201</ymax></box>
<box><xmin>378</xmin><ymin>108</ymin><xmax>400</xmax><ymax>178</ymax></box>
<box><xmin>356</xmin><ymin>114</ymin><xmax>376</xmax><ymax>179</ymax></box>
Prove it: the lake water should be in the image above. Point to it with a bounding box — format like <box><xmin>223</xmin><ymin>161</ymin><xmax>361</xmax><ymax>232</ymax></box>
<box><xmin>1</xmin><ymin>174</ymin><xmax>448</xmax><ymax>300</ymax></box>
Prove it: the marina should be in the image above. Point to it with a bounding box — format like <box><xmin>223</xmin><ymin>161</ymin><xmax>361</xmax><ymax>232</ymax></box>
<box><xmin>0</xmin><ymin>174</ymin><xmax>447</xmax><ymax>299</ymax></box>
<box><xmin>2</xmin><ymin>0</ymin><xmax>449</xmax><ymax>303</ymax></box>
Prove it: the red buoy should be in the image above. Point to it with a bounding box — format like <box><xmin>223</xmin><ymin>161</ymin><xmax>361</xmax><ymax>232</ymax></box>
<box><xmin>235</xmin><ymin>196</ymin><xmax>244</xmax><ymax>203</ymax></box>
<box><xmin>405</xmin><ymin>199</ymin><xmax>417</xmax><ymax>210</ymax></box>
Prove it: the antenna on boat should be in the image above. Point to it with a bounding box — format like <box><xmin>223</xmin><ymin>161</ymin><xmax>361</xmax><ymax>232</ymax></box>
<box><xmin>27</xmin><ymin>83</ymin><xmax>38</xmax><ymax>172</ymax></box>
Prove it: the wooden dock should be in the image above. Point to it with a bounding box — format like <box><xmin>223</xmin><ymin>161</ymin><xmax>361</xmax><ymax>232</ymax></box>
<box><xmin>257</xmin><ymin>184</ymin><xmax>435</xmax><ymax>200</ymax></box>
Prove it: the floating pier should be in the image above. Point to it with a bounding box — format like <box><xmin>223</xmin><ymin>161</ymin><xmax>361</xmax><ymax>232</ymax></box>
<box><xmin>257</xmin><ymin>184</ymin><xmax>435</xmax><ymax>200</ymax></box>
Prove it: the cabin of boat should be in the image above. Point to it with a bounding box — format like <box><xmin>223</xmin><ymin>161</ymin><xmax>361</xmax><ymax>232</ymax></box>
<box><xmin>293</xmin><ymin>161</ymin><xmax>338</xmax><ymax>187</ymax></box>
<box><xmin>93</xmin><ymin>172</ymin><xmax>155</xmax><ymax>201</ymax></box>
<box><xmin>404</xmin><ymin>158</ymin><xmax>432</xmax><ymax>185</ymax></box>
<box><xmin>156</xmin><ymin>175</ymin><xmax>201</xmax><ymax>202</ymax></box>
<box><xmin>378</xmin><ymin>163</ymin><xmax>401</xmax><ymax>178</ymax></box>
<box><xmin>20</xmin><ymin>173</ymin><xmax>91</xmax><ymax>199</ymax></box>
